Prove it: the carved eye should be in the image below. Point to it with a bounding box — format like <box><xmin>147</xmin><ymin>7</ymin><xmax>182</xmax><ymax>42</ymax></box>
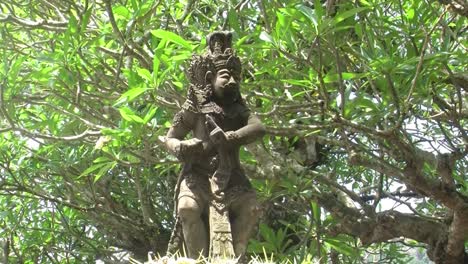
<box><xmin>218</xmin><ymin>69</ymin><xmax>231</xmax><ymax>79</ymax></box>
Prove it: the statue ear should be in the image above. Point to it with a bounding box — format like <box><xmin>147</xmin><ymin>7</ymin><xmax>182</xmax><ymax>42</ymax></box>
<box><xmin>205</xmin><ymin>71</ymin><xmax>214</xmax><ymax>83</ymax></box>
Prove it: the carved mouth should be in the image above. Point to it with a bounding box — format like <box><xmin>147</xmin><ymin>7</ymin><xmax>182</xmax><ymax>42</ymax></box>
<box><xmin>223</xmin><ymin>84</ymin><xmax>238</xmax><ymax>92</ymax></box>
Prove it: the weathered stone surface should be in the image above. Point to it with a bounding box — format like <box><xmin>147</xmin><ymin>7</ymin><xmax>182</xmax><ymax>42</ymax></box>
<box><xmin>163</xmin><ymin>31</ymin><xmax>265</xmax><ymax>262</ymax></box>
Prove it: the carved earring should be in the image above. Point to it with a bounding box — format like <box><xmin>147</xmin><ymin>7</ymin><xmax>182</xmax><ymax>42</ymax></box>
<box><xmin>205</xmin><ymin>71</ymin><xmax>213</xmax><ymax>84</ymax></box>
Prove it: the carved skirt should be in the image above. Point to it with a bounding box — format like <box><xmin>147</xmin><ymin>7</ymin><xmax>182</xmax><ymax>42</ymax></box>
<box><xmin>178</xmin><ymin>169</ymin><xmax>256</xmax><ymax>212</ymax></box>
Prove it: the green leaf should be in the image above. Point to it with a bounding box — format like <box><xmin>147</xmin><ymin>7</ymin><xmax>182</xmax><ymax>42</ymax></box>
<box><xmin>143</xmin><ymin>106</ymin><xmax>158</xmax><ymax>124</ymax></box>
<box><xmin>333</xmin><ymin>7</ymin><xmax>370</xmax><ymax>25</ymax></box>
<box><xmin>323</xmin><ymin>72</ymin><xmax>365</xmax><ymax>83</ymax></box>
<box><xmin>153</xmin><ymin>51</ymin><xmax>161</xmax><ymax>80</ymax></box>
<box><xmin>93</xmin><ymin>156</ymin><xmax>111</xmax><ymax>163</ymax></box>
<box><xmin>259</xmin><ymin>31</ymin><xmax>273</xmax><ymax>43</ymax></box>
<box><xmin>314</xmin><ymin>0</ymin><xmax>324</xmax><ymax>20</ymax></box>
<box><xmin>68</xmin><ymin>14</ymin><xmax>78</xmax><ymax>34</ymax></box>
<box><xmin>93</xmin><ymin>161</ymin><xmax>117</xmax><ymax>183</ymax></box>
<box><xmin>228</xmin><ymin>9</ymin><xmax>240</xmax><ymax>32</ymax></box>
<box><xmin>113</xmin><ymin>5</ymin><xmax>130</xmax><ymax>19</ymax></box>
<box><xmin>359</xmin><ymin>0</ymin><xmax>372</xmax><ymax>6</ymax></box>
<box><xmin>79</xmin><ymin>162</ymin><xmax>108</xmax><ymax>178</ymax></box>
<box><xmin>353</xmin><ymin>97</ymin><xmax>380</xmax><ymax>112</ymax></box>
<box><xmin>136</xmin><ymin>68</ymin><xmax>152</xmax><ymax>82</ymax></box>
<box><xmin>8</xmin><ymin>57</ymin><xmax>26</xmax><ymax>82</ymax></box>
<box><xmin>297</xmin><ymin>4</ymin><xmax>318</xmax><ymax>29</ymax></box>
<box><xmin>282</xmin><ymin>79</ymin><xmax>311</xmax><ymax>87</ymax></box>
<box><xmin>406</xmin><ymin>8</ymin><xmax>415</xmax><ymax>20</ymax></box>
<box><xmin>114</xmin><ymin>87</ymin><xmax>150</xmax><ymax>106</ymax></box>
<box><xmin>311</xmin><ymin>201</ymin><xmax>321</xmax><ymax>223</ymax></box>
<box><xmin>324</xmin><ymin>238</ymin><xmax>357</xmax><ymax>256</ymax></box>
<box><xmin>151</xmin><ymin>29</ymin><xmax>193</xmax><ymax>50</ymax></box>
<box><xmin>119</xmin><ymin>107</ymin><xmax>145</xmax><ymax>123</ymax></box>
<box><xmin>80</xmin><ymin>6</ymin><xmax>93</xmax><ymax>33</ymax></box>
<box><xmin>135</xmin><ymin>1</ymin><xmax>152</xmax><ymax>17</ymax></box>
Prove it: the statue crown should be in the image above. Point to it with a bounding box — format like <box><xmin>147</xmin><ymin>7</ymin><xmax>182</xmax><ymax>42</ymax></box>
<box><xmin>206</xmin><ymin>31</ymin><xmax>241</xmax><ymax>75</ymax></box>
<box><xmin>207</xmin><ymin>31</ymin><xmax>233</xmax><ymax>57</ymax></box>
<box><xmin>187</xmin><ymin>31</ymin><xmax>241</xmax><ymax>85</ymax></box>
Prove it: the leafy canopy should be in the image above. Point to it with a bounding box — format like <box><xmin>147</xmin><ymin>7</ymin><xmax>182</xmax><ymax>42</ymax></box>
<box><xmin>0</xmin><ymin>0</ymin><xmax>466</xmax><ymax>263</ymax></box>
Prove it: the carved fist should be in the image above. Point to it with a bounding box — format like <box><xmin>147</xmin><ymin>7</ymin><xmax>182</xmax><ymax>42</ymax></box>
<box><xmin>205</xmin><ymin>115</ymin><xmax>227</xmax><ymax>146</ymax></box>
<box><xmin>210</xmin><ymin>169</ymin><xmax>230</xmax><ymax>200</ymax></box>
<box><xmin>225</xmin><ymin>131</ymin><xmax>239</xmax><ymax>142</ymax></box>
<box><xmin>178</xmin><ymin>138</ymin><xmax>203</xmax><ymax>159</ymax></box>
<box><xmin>209</xmin><ymin>127</ymin><xmax>227</xmax><ymax>145</ymax></box>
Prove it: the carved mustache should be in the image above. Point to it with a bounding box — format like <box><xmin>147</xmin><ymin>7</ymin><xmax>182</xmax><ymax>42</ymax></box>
<box><xmin>222</xmin><ymin>83</ymin><xmax>238</xmax><ymax>91</ymax></box>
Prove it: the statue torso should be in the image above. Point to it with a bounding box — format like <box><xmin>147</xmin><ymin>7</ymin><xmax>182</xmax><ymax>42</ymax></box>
<box><xmin>182</xmin><ymin>102</ymin><xmax>251</xmax><ymax>188</ymax></box>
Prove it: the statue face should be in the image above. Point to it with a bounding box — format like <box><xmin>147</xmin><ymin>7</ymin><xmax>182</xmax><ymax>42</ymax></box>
<box><xmin>212</xmin><ymin>68</ymin><xmax>239</xmax><ymax>101</ymax></box>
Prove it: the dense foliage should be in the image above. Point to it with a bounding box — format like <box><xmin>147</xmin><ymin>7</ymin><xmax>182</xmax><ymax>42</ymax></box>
<box><xmin>0</xmin><ymin>0</ymin><xmax>466</xmax><ymax>263</ymax></box>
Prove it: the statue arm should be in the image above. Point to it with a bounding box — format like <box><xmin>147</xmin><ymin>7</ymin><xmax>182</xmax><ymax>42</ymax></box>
<box><xmin>227</xmin><ymin>112</ymin><xmax>266</xmax><ymax>146</ymax></box>
<box><xmin>165</xmin><ymin>130</ymin><xmax>187</xmax><ymax>158</ymax></box>
<box><xmin>165</xmin><ymin>110</ymin><xmax>213</xmax><ymax>160</ymax></box>
<box><xmin>165</xmin><ymin>110</ymin><xmax>197</xmax><ymax>159</ymax></box>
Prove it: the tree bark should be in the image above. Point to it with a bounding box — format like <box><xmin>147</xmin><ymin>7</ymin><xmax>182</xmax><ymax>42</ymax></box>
<box><xmin>315</xmin><ymin>192</ymin><xmax>467</xmax><ymax>263</ymax></box>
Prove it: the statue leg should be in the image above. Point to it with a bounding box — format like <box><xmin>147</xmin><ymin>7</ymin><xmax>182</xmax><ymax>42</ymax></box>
<box><xmin>230</xmin><ymin>191</ymin><xmax>260</xmax><ymax>257</ymax></box>
<box><xmin>178</xmin><ymin>180</ymin><xmax>208</xmax><ymax>258</ymax></box>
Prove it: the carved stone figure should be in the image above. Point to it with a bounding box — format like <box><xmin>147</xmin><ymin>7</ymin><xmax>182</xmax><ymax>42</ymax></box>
<box><xmin>163</xmin><ymin>31</ymin><xmax>265</xmax><ymax>261</ymax></box>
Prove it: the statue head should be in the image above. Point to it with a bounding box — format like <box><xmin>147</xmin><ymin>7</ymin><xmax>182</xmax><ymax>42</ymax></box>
<box><xmin>206</xmin><ymin>32</ymin><xmax>241</xmax><ymax>103</ymax></box>
<box><xmin>184</xmin><ymin>31</ymin><xmax>242</xmax><ymax>113</ymax></box>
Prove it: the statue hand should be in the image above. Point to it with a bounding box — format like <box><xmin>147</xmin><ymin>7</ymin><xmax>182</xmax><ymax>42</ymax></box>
<box><xmin>224</xmin><ymin>131</ymin><xmax>239</xmax><ymax>143</ymax></box>
<box><xmin>205</xmin><ymin>115</ymin><xmax>227</xmax><ymax>146</ymax></box>
<box><xmin>178</xmin><ymin>138</ymin><xmax>203</xmax><ymax>159</ymax></box>
<box><xmin>210</xmin><ymin>182</ymin><xmax>225</xmax><ymax>201</ymax></box>
<box><xmin>210</xmin><ymin>169</ymin><xmax>230</xmax><ymax>201</ymax></box>
<box><xmin>209</xmin><ymin>127</ymin><xmax>227</xmax><ymax>146</ymax></box>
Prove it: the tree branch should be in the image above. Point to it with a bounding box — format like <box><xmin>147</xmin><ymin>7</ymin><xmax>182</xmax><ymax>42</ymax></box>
<box><xmin>0</xmin><ymin>14</ymin><xmax>67</xmax><ymax>31</ymax></box>
<box><xmin>360</xmin><ymin>191</ymin><xmax>420</xmax><ymax>202</ymax></box>
<box><xmin>14</xmin><ymin>127</ymin><xmax>101</xmax><ymax>142</ymax></box>
<box><xmin>315</xmin><ymin>192</ymin><xmax>450</xmax><ymax>262</ymax></box>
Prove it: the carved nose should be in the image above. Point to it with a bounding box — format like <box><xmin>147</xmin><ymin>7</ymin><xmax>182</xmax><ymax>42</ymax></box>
<box><xmin>228</xmin><ymin>76</ymin><xmax>236</xmax><ymax>85</ymax></box>
<box><xmin>226</xmin><ymin>77</ymin><xmax>237</xmax><ymax>89</ymax></box>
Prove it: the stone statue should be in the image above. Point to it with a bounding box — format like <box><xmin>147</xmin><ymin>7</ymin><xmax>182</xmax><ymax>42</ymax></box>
<box><xmin>163</xmin><ymin>31</ymin><xmax>265</xmax><ymax>262</ymax></box>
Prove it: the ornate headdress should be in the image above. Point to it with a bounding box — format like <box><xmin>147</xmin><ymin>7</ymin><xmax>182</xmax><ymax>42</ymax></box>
<box><xmin>206</xmin><ymin>31</ymin><xmax>241</xmax><ymax>78</ymax></box>
<box><xmin>183</xmin><ymin>31</ymin><xmax>242</xmax><ymax>114</ymax></box>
